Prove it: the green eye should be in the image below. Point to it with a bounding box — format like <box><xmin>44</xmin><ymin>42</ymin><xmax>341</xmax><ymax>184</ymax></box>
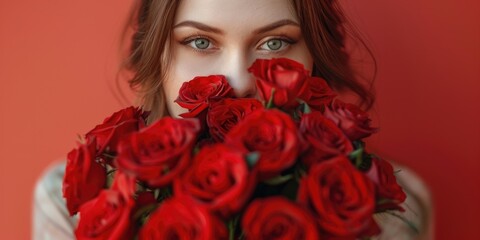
<box><xmin>266</xmin><ymin>39</ymin><xmax>282</xmax><ymax>50</ymax></box>
<box><xmin>259</xmin><ymin>38</ymin><xmax>291</xmax><ymax>52</ymax></box>
<box><xmin>193</xmin><ymin>38</ymin><xmax>210</xmax><ymax>49</ymax></box>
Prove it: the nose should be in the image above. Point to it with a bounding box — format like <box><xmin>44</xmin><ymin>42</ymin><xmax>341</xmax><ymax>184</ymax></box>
<box><xmin>220</xmin><ymin>51</ymin><xmax>257</xmax><ymax>98</ymax></box>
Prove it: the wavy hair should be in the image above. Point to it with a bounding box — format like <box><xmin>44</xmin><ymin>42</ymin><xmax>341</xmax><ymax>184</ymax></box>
<box><xmin>118</xmin><ymin>0</ymin><xmax>376</xmax><ymax>123</ymax></box>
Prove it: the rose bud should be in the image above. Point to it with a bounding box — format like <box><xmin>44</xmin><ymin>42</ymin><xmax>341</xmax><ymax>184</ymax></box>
<box><xmin>242</xmin><ymin>196</ymin><xmax>320</xmax><ymax>240</ymax></box>
<box><xmin>62</xmin><ymin>137</ymin><xmax>106</xmax><ymax>216</ymax></box>
<box><xmin>139</xmin><ymin>197</ymin><xmax>228</xmax><ymax>240</ymax></box>
<box><xmin>115</xmin><ymin>117</ymin><xmax>200</xmax><ymax>188</ymax></box>
<box><xmin>297</xmin><ymin>155</ymin><xmax>380</xmax><ymax>239</ymax></box>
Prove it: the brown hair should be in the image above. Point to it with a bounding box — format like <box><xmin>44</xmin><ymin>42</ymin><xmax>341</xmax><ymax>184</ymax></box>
<box><xmin>119</xmin><ymin>0</ymin><xmax>376</xmax><ymax>123</ymax></box>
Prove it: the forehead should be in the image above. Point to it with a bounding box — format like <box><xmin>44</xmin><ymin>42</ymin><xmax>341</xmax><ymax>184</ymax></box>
<box><xmin>174</xmin><ymin>0</ymin><xmax>298</xmax><ymax>27</ymax></box>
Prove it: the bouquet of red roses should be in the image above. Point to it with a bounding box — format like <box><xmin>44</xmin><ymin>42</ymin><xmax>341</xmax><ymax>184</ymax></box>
<box><xmin>63</xmin><ymin>58</ymin><xmax>407</xmax><ymax>239</ymax></box>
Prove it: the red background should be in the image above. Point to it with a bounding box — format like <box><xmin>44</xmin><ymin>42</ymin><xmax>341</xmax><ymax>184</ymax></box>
<box><xmin>0</xmin><ymin>0</ymin><xmax>478</xmax><ymax>239</ymax></box>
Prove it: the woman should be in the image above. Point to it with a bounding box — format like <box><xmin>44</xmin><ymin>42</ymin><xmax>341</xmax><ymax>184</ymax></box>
<box><xmin>33</xmin><ymin>0</ymin><xmax>433</xmax><ymax>239</ymax></box>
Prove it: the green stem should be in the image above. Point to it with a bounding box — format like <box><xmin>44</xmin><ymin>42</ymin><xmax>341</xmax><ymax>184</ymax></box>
<box><xmin>266</xmin><ymin>88</ymin><xmax>276</xmax><ymax>109</ymax></box>
<box><xmin>228</xmin><ymin>216</ymin><xmax>240</xmax><ymax>240</ymax></box>
<box><xmin>356</xmin><ymin>150</ymin><xmax>363</xmax><ymax>168</ymax></box>
<box><xmin>349</xmin><ymin>148</ymin><xmax>364</xmax><ymax>168</ymax></box>
<box><xmin>228</xmin><ymin>219</ymin><xmax>235</xmax><ymax>240</ymax></box>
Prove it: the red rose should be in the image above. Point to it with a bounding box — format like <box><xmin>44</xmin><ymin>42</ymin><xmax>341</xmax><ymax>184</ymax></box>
<box><xmin>307</xmin><ymin>77</ymin><xmax>337</xmax><ymax>112</ymax></box>
<box><xmin>175</xmin><ymin>75</ymin><xmax>234</xmax><ymax>119</ymax></box>
<box><xmin>139</xmin><ymin>197</ymin><xmax>228</xmax><ymax>240</ymax></box>
<box><xmin>207</xmin><ymin>98</ymin><xmax>263</xmax><ymax>142</ymax></box>
<box><xmin>174</xmin><ymin>144</ymin><xmax>257</xmax><ymax>218</ymax></box>
<box><xmin>85</xmin><ymin>106</ymin><xmax>147</xmax><ymax>154</ymax></box>
<box><xmin>297</xmin><ymin>155</ymin><xmax>379</xmax><ymax>238</ymax></box>
<box><xmin>299</xmin><ymin>111</ymin><xmax>354</xmax><ymax>167</ymax></box>
<box><xmin>242</xmin><ymin>196</ymin><xmax>320</xmax><ymax>240</ymax></box>
<box><xmin>62</xmin><ymin>138</ymin><xmax>106</xmax><ymax>216</ymax></box>
<box><xmin>323</xmin><ymin>99</ymin><xmax>378</xmax><ymax>141</ymax></box>
<box><xmin>111</xmin><ymin>171</ymin><xmax>137</xmax><ymax>198</ymax></box>
<box><xmin>74</xmin><ymin>189</ymin><xmax>135</xmax><ymax>240</ymax></box>
<box><xmin>225</xmin><ymin>109</ymin><xmax>301</xmax><ymax>180</ymax></box>
<box><xmin>365</xmin><ymin>157</ymin><xmax>407</xmax><ymax>211</ymax></box>
<box><xmin>115</xmin><ymin>117</ymin><xmax>200</xmax><ymax>187</ymax></box>
<box><xmin>112</xmin><ymin>171</ymin><xmax>159</xmax><ymax>221</ymax></box>
<box><xmin>248</xmin><ymin>58</ymin><xmax>311</xmax><ymax>109</ymax></box>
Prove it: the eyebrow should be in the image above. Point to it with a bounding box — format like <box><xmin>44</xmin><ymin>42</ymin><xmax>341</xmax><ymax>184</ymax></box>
<box><xmin>252</xmin><ymin>19</ymin><xmax>299</xmax><ymax>34</ymax></box>
<box><xmin>173</xmin><ymin>19</ymin><xmax>299</xmax><ymax>35</ymax></box>
<box><xmin>173</xmin><ymin>21</ymin><xmax>224</xmax><ymax>34</ymax></box>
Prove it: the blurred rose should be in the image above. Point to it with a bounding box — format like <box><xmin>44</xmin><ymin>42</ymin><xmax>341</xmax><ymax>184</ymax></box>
<box><xmin>299</xmin><ymin>111</ymin><xmax>353</xmax><ymax>167</ymax></box>
<box><xmin>242</xmin><ymin>196</ymin><xmax>320</xmax><ymax>240</ymax></box>
<box><xmin>139</xmin><ymin>197</ymin><xmax>228</xmax><ymax>240</ymax></box>
<box><xmin>365</xmin><ymin>156</ymin><xmax>407</xmax><ymax>212</ymax></box>
<box><xmin>324</xmin><ymin>99</ymin><xmax>378</xmax><ymax>141</ymax></box>
<box><xmin>248</xmin><ymin>58</ymin><xmax>311</xmax><ymax>109</ymax></box>
<box><xmin>307</xmin><ymin>77</ymin><xmax>337</xmax><ymax>112</ymax></box>
<box><xmin>297</xmin><ymin>155</ymin><xmax>379</xmax><ymax>238</ymax></box>
<box><xmin>85</xmin><ymin>106</ymin><xmax>146</xmax><ymax>154</ymax></box>
<box><xmin>226</xmin><ymin>109</ymin><xmax>301</xmax><ymax>180</ymax></box>
<box><xmin>115</xmin><ymin>117</ymin><xmax>200</xmax><ymax>187</ymax></box>
<box><xmin>74</xmin><ymin>189</ymin><xmax>134</xmax><ymax>240</ymax></box>
<box><xmin>175</xmin><ymin>144</ymin><xmax>257</xmax><ymax>218</ymax></box>
<box><xmin>207</xmin><ymin>98</ymin><xmax>263</xmax><ymax>142</ymax></box>
<box><xmin>62</xmin><ymin>138</ymin><xmax>106</xmax><ymax>216</ymax></box>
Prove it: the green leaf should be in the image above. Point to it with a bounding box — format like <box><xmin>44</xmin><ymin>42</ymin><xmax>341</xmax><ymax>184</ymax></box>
<box><xmin>245</xmin><ymin>152</ymin><xmax>260</xmax><ymax>169</ymax></box>
<box><xmin>296</xmin><ymin>98</ymin><xmax>311</xmax><ymax>114</ymax></box>
<box><xmin>349</xmin><ymin>147</ymin><xmax>365</xmax><ymax>169</ymax></box>
<box><xmin>228</xmin><ymin>215</ymin><xmax>240</xmax><ymax>240</ymax></box>
<box><xmin>349</xmin><ymin>148</ymin><xmax>363</xmax><ymax>159</ymax></box>
<box><xmin>153</xmin><ymin>189</ymin><xmax>161</xmax><ymax>200</ymax></box>
<box><xmin>263</xmin><ymin>174</ymin><xmax>293</xmax><ymax>185</ymax></box>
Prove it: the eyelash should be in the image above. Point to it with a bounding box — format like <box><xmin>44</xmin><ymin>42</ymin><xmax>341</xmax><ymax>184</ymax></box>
<box><xmin>180</xmin><ymin>35</ymin><xmax>217</xmax><ymax>54</ymax></box>
<box><xmin>180</xmin><ymin>35</ymin><xmax>296</xmax><ymax>54</ymax></box>
<box><xmin>258</xmin><ymin>36</ymin><xmax>296</xmax><ymax>53</ymax></box>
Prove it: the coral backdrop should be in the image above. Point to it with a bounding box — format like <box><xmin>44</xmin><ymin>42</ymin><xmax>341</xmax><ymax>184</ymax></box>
<box><xmin>0</xmin><ymin>0</ymin><xmax>478</xmax><ymax>239</ymax></box>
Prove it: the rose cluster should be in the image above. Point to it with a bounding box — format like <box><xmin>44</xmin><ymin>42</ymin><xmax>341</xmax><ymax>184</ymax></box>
<box><xmin>63</xmin><ymin>58</ymin><xmax>407</xmax><ymax>240</ymax></box>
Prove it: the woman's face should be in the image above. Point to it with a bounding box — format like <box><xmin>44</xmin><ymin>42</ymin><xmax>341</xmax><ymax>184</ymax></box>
<box><xmin>164</xmin><ymin>0</ymin><xmax>313</xmax><ymax>117</ymax></box>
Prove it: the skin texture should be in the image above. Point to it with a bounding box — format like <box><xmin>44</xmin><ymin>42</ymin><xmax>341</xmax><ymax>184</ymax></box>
<box><xmin>164</xmin><ymin>0</ymin><xmax>314</xmax><ymax>117</ymax></box>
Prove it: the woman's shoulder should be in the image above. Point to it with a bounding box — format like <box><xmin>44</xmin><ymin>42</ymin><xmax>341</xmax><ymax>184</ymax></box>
<box><xmin>33</xmin><ymin>160</ymin><xmax>77</xmax><ymax>240</ymax></box>
<box><xmin>374</xmin><ymin>162</ymin><xmax>434</xmax><ymax>240</ymax></box>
